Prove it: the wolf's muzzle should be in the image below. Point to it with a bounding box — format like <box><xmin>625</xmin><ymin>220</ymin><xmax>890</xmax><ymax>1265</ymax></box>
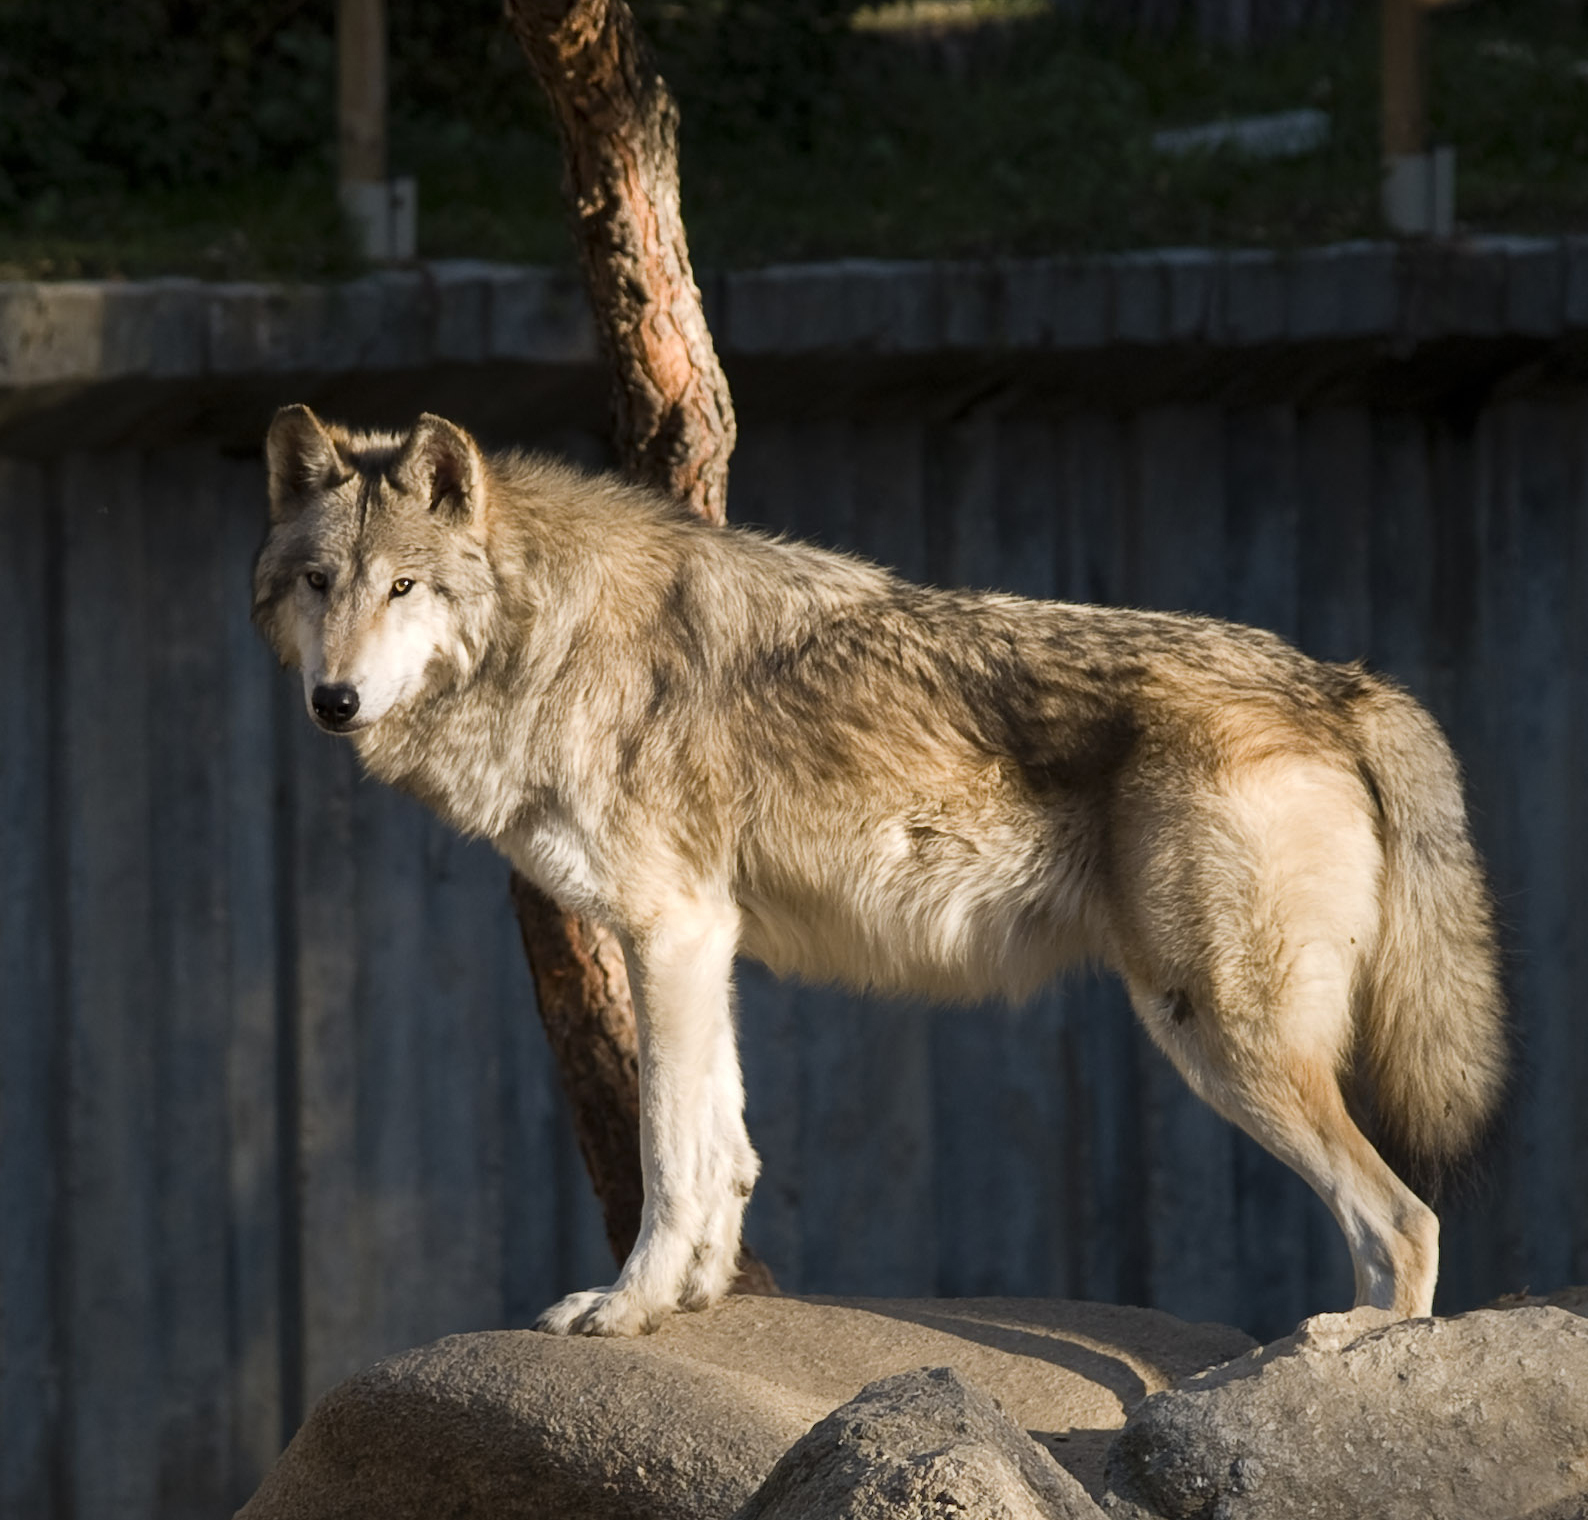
<box><xmin>311</xmin><ymin>682</ymin><xmax>361</xmax><ymax>730</ymax></box>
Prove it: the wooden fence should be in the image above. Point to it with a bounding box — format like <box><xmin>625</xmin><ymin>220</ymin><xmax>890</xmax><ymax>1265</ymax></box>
<box><xmin>2</xmin><ymin>245</ymin><xmax>1587</xmax><ymax>1518</ymax></box>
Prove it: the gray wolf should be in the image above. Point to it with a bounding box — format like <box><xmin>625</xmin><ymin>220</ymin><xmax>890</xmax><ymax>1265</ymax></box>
<box><xmin>253</xmin><ymin>404</ymin><xmax>1506</xmax><ymax>1335</ymax></box>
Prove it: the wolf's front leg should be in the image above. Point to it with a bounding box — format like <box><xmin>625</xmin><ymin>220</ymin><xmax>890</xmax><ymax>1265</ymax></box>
<box><xmin>536</xmin><ymin>903</ymin><xmax>758</xmax><ymax>1337</ymax></box>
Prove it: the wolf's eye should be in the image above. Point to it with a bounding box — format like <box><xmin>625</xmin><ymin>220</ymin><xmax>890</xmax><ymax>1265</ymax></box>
<box><xmin>305</xmin><ymin>569</ymin><xmax>327</xmax><ymax>591</ymax></box>
<box><xmin>391</xmin><ymin>578</ymin><xmax>415</xmax><ymax>599</ymax></box>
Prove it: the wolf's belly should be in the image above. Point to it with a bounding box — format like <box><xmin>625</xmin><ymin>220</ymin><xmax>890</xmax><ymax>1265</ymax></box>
<box><xmin>733</xmin><ymin>811</ymin><xmax>1098</xmax><ymax>1002</ymax></box>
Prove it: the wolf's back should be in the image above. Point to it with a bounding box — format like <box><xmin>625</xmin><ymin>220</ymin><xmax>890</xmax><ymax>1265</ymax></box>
<box><xmin>1351</xmin><ymin>679</ymin><xmax>1506</xmax><ymax>1197</ymax></box>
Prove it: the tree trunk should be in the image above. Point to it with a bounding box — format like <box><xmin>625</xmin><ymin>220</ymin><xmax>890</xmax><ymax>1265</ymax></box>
<box><xmin>503</xmin><ymin>0</ymin><xmax>774</xmax><ymax>1296</ymax></box>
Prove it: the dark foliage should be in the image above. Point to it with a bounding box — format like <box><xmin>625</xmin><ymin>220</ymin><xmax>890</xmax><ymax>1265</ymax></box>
<box><xmin>0</xmin><ymin>0</ymin><xmax>864</xmax><ymax>211</ymax></box>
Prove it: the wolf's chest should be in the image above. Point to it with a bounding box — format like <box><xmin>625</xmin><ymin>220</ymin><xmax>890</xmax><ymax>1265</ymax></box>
<box><xmin>495</xmin><ymin>811</ymin><xmax>614</xmax><ymax>923</ymax></box>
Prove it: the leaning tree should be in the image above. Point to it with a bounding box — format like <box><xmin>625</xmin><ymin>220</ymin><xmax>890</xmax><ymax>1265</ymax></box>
<box><xmin>501</xmin><ymin>0</ymin><xmax>774</xmax><ymax>1294</ymax></box>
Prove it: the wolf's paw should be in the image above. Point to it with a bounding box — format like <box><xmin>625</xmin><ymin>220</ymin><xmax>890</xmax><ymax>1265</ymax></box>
<box><xmin>678</xmin><ymin>1238</ymin><xmax>740</xmax><ymax>1312</ymax></box>
<box><xmin>533</xmin><ymin>1285</ymin><xmax>669</xmax><ymax>1338</ymax></box>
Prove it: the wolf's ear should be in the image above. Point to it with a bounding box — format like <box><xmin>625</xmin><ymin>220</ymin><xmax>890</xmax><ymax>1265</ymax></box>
<box><xmin>393</xmin><ymin>414</ymin><xmax>487</xmax><ymax>537</ymax></box>
<box><xmin>265</xmin><ymin>405</ymin><xmax>342</xmax><ymax>524</ymax></box>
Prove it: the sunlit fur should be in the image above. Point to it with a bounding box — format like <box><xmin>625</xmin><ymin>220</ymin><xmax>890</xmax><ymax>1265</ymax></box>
<box><xmin>254</xmin><ymin>405</ymin><xmax>1507</xmax><ymax>1334</ymax></box>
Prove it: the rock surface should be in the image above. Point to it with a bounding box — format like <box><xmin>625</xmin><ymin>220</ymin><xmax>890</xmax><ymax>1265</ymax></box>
<box><xmin>237</xmin><ymin>1295</ymin><xmax>1254</xmax><ymax>1520</ymax></box>
<box><xmin>1102</xmin><ymin>1305</ymin><xmax>1588</xmax><ymax>1520</ymax></box>
<box><xmin>734</xmin><ymin>1365</ymin><xmax>1105</xmax><ymax>1520</ymax></box>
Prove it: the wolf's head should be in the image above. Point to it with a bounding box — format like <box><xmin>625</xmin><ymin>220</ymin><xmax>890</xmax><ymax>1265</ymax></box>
<box><xmin>252</xmin><ymin>405</ymin><xmax>498</xmax><ymax>735</ymax></box>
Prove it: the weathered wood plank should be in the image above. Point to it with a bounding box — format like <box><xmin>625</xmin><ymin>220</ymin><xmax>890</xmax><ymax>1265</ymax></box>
<box><xmin>932</xmin><ymin>417</ymin><xmax>1067</xmax><ymax>1296</ymax></box>
<box><xmin>1495</xmin><ymin>401</ymin><xmax>1576</xmax><ymax>1295</ymax></box>
<box><xmin>799</xmin><ymin>416</ymin><xmax>936</xmax><ymax>1294</ymax></box>
<box><xmin>1369</xmin><ymin>414</ymin><xmax>1486</xmax><ymax>1313</ymax></box>
<box><xmin>851</xmin><ymin>420</ymin><xmax>928</xmax><ymax>583</ymax></box>
<box><xmin>60</xmin><ymin>451</ymin><xmax>161</xmax><ymax>1520</ymax></box>
<box><xmin>1468</xmin><ymin>407</ymin><xmax>1531</xmax><ymax>1297</ymax></box>
<box><xmin>988</xmin><ymin>418</ymin><xmax>1068</xmax><ymax>1296</ymax></box>
<box><xmin>1294</xmin><ymin>407</ymin><xmax>1379</xmax><ymax>1313</ymax></box>
<box><xmin>927</xmin><ymin>410</ymin><xmax>1007</xmax><ymax>1297</ymax></box>
<box><xmin>497</xmin><ymin>866</ymin><xmax>577</xmax><ymax>1323</ymax></box>
<box><xmin>1571</xmin><ymin>398</ymin><xmax>1588</xmax><ymax>1289</ymax></box>
<box><xmin>1297</xmin><ymin>409</ymin><xmax>1373</xmax><ymax>662</ymax></box>
<box><xmin>721</xmin><ymin>419</ymin><xmax>809</xmax><ymax>1288</ymax></box>
<box><xmin>1130</xmin><ymin>405</ymin><xmax>1241</xmax><ymax>1326</ymax></box>
<box><xmin>1223</xmin><ymin>405</ymin><xmax>1344</xmax><ymax>1338</ymax></box>
<box><xmin>1370</xmin><ymin>412</ymin><xmax>1436</xmax><ymax>705</ymax></box>
<box><xmin>735</xmin><ymin>959</ymin><xmax>803</xmax><ymax>1288</ymax></box>
<box><xmin>351</xmin><ymin>780</ymin><xmax>430</xmax><ymax>1363</ymax></box>
<box><xmin>1054</xmin><ymin>412</ymin><xmax>1146</xmax><ymax>1307</ymax></box>
<box><xmin>143</xmin><ymin>450</ymin><xmax>236</xmax><ymax>1519</ymax></box>
<box><xmin>1434</xmin><ymin>409</ymin><xmax>1523</xmax><ymax>1306</ymax></box>
<box><xmin>217</xmin><ymin>455</ymin><xmax>285</xmax><ymax>1496</ymax></box>
<box><xmin>288</xmin><ymin>680</ymin><xmax>362</xmax><ymax>1408</ymax></box>
<box><xmin>0</xmin><ymin>458</ymin><xmax>60</xmax><ymax>1520</ymax></box>
<box><xmin>418</xmin><ymin>824</ymin><xmax>509</xmax><ymax>1334</ymax></box>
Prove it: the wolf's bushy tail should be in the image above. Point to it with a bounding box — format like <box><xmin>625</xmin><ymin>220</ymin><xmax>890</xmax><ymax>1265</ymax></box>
<box><xmin>1353</xmin><ymin>679</ymin><xmax>1507</xmax><ymax>1200</ymax></box>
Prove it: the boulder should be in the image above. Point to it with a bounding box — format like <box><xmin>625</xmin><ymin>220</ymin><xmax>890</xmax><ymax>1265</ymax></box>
<box><xmin>237</xmin><ymin>1295</ymin><xmax>1254</xmax><ymax>1519</ymax></box>
<box><xmin>734</xmin><ymin>1365</ymin><xmax>1105</xmax><ymax>1519</ymax></box>
<box><xmin>1102</xmin><ymin>1305</ymin><xmax>1588</xmax><ymax>1520</ymax></box>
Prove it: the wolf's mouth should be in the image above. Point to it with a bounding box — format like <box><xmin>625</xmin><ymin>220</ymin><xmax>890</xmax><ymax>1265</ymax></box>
<box><xmin>309</xmin><ymin>710</ymin><xmax>374</xmax><ymax>736</ymax></box>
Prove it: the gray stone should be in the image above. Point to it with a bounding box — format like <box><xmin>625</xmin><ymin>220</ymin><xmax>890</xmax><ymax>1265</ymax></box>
<box><xmin>837</xmin><ymin>259</ymin><xmax>938</xmax><ymax>352</ymax></box>
<box><xmin>0</xmin><ymin>282</ymin><xmax>108</xmax><ymax>386</ymax></box>
<box><xmin>735</xmin><ymin>1366</ymin><xmax>1105</xmax><ymax>1520</ymax></box>
<box><xmin>1329</xmin><ymin>239</ymin><xmax>1398</xmax><ymax>337</ymax></box>
<box><xmin>1004</xmin><ymin>258</ymin><xmax>1110</xmax><ymax>350</ymax></box>
<box><xmin>1112</xmin><ymin>254</ymin><xmax>1165</xmax><ymax>344</ymax></box>
<box><xmin>237</xmin><ymin>1296</ymin><xmax>1253</xmax><ymax>1520</ymax></box>
<box><xmin>429</xmin><ymin>260</ymin><xmax>501</xmax><ymax>363</ymax></box>
<box><xmin>203</xmin><ymin>283</ymin><xmax>332</xmax><ymax>374</ymax></box>
<box><xmin>487</xmin><ymin>266</ymin><xmax>599</xmax><ymax>364</ymax></box>
<box><xmin>1502</xmin><ymin>237</ymin><xmax>1566</xmax><ymax>337</ymax></box>
<box><xmin>1403</xmin><ymin>242</ymin><xmax>1510</xmax><ymax>340</ymax></box>
<box><xmin>1283</xmin><ymin>242</ymin><xmax>1400</xmax><ymax>342</ymax></box>
<box><xmin>1161</xmin><ymin>249</ymin><xmax>1217</xmax><ymax>342</ymax></box>
<box><xmin>314</xmin><ymin>271</ymin><xmax>432</xmax><ymax>372</ymax></box>
<box><xmin>940</xmin><ymin>261</ymin><xmax>1001</xmax><ymax>348</ymax></box>
<box><xmin>1102</xmin><ymin>1306</ymin><xmax>1588</xmax><ymax>1520</ymax></box>
<box><xmin>724</xmin><ymin>266</ymin><xmax>794</xmax><ymax>353</ymax></box>
<box><xmin>777</xmin><ymin>263</ymin><xmax>851</xmax><ymax>352</ymax></box>
<box><xmin>1219</xmin><ymin>250</ymin><xmax>1284</xmax><ymax>345</ymax></box>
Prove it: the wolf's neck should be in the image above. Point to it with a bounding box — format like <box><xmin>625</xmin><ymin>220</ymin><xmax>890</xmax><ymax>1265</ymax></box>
<box><xmin>352</xmin><ymin>661</ymin><xmax>542</xmax><ymax>841</ymax></box>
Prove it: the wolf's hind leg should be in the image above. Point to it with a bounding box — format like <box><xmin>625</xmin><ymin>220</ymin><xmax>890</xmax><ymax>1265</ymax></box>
<box><xmin>536</xmin><ymin>901</ymin><xmax>757</xmax><ymax>1337</ymax></box>
<box><xmin>1129</xmin><ymin>953</ymin><xmax>1439</xmax><ymax>1320</ymax></box>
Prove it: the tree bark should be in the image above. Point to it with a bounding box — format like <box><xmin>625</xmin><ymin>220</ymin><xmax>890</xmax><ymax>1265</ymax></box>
<box><xmin>504</xmin><ymin>0</ymin><xmax>735</xmax><ymax>520</ymax></box>
<box><xmin>503</xmin><ymin>0</ymin><xmax>774</xmax><ymax>1296</ymax></box>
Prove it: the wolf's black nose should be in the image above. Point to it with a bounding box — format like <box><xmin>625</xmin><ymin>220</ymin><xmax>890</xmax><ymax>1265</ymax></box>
<box><xmin>311</xmin><ymin>683</ymin><xmax>360</xmax><ymax>726</ymax></box>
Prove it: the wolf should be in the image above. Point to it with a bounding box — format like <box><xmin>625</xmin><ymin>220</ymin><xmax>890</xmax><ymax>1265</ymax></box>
<box><xmin>253</xmin><ymin>403</ymin><xmax>1506</xmax><ymax>1336</ymax></box>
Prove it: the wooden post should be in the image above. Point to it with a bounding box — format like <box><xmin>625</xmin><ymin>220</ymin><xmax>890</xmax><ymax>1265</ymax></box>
<box><xmin>1381</xmin><ymin>0</ymin><xmax>1424</xmax><ymax>161</ymax></box>
<box><xmin>1381</xmin><ymin>0</ymin><xmax>1455</xmax><ymax>235</ymax></box>
<box><xmin>503</xmin><ymin>0</ymin><xmax>773</xmax><ymax>1295</ymax></box>
<box><xmin>338</xmin><ymin>0</ymin><xmax>386</xmax><ymax>186</ymax></box>
<box><xmin>337</xmin><ymin>0</ymin><xmax>416</xmax><ymax>260</ymax></box>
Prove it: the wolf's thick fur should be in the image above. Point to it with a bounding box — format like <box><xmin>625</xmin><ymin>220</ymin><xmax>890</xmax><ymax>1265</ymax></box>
<box><xmin>254</xmin><ymin>405</ymin><xmax>1506</xmax><ymax>1333</ymax></box>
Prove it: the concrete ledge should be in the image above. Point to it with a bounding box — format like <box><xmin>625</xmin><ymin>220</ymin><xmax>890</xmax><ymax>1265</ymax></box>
<box><xmin>3</xmin><ymin>240</ymin><xmax>1587</xmax><ymax>452</ymax></box>
<box><xmin>5</xmin><ymin>241</ymin><xmax>1587</xmax><ymax>391</ymax></box>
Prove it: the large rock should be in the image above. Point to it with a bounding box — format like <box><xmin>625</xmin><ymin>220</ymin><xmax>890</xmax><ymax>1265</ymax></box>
<box><xmin>238</xmin><ymin>1295</ymin><xmax>1254</xmax><ymax>1519</ymax></box>
<box><xmin>1102</xmin><ymin>1305</ymin><xmax>1588</xmax><ymax>1520</ymax></box>
<box><xmin>734</xmin><ymin>1365</ymin><xmax>1105</xmax><ymax>1519</ymax></box>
